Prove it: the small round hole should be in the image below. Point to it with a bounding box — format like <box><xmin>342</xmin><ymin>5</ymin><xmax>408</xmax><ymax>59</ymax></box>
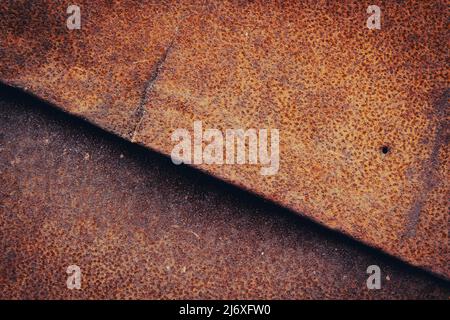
<box><xmin>381</xmin><ymin>146</ymin><xmax>390</xmax><ymax>154</ymax></box>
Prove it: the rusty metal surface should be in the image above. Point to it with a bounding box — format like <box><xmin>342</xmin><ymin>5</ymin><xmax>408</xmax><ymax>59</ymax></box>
<box><xmin>0</xmin><ymin>86</ymin><xmax>449</xmax><ymax>299</ymax></box>
<box><xmin>0</xmin><ymin>0</ymin><xmax>448</xmax><ymax>279</ymax></box>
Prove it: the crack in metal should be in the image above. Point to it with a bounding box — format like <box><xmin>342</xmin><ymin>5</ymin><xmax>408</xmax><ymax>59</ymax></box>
<box><xmin>130</xmin><ymin>40</ymin><xmax>174</xmax><ymax>142</ymax></box>
<box><xmin>403</xmin><ymin>89</ymin><xmax>449</xmax><ymax>238</ymax></box>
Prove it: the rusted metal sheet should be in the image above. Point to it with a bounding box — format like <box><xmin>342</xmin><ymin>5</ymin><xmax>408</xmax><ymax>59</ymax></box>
<box><xmin>0</xmin><ymin>1</ymin><xmax>448</xmax><ymax>278</ymax></box>
<box><xmin>0</xmin><ymin>86</ymin><xmax>449</xmax><ymax>299</ymax></box>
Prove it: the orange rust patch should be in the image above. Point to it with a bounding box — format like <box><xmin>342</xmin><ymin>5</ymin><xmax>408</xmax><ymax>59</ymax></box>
<box><xmin>0</xmin><ymin>86</ymin><xmax>449</xmax><ymax>299</ymax></box>
<box><xmin>0</xmin><ymin>1</ymin><xmax>448</xmax><ymax>278</ymax></box>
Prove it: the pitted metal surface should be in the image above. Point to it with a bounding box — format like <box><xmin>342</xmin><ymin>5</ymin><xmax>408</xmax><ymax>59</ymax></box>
<box><xmin>0</xmin><ymin>86</ymin><xmax>449</xmax><ymax>299</ymax></box>
<box><xmin>0</xmin><ymin>1</ymin><xmax>448</xmax><ymax>278</ymax></box>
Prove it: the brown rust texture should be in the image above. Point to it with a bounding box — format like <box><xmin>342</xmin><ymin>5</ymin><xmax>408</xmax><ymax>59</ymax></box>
<box><xmin>0</xmin><ymin>0</ymin><xmax>448</xmax><ymax>278</ymax></box>
<box><xmin>0</xmin><ymin>86</ymin><xmax>449</xmax><ymax>299</ymax></box>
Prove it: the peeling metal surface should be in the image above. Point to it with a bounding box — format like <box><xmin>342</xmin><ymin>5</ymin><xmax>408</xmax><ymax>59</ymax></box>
<box><xmin>0</xmin><ymin>0</ymin><xmax>448</xmax><ymax>278</ymax></box>
<box><xmin>0</xmin><ymin>86</ymin><xmax>449</xmax><ymax>299</ymax></box>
